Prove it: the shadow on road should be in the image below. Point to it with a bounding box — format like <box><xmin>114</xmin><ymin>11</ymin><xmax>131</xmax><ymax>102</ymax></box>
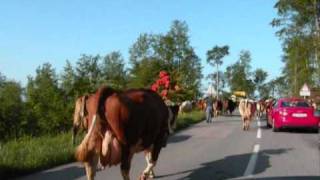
<box><xmin>156</xmin><ymin>148</ymin><xmax>292</xmax><ymax>180</ymax></box>
<box><xmin>279</xmin><ymin>128</ymin><xmax>319</xmax><ymax>134</ymax></box>
<box><xmin>20</xmin><ymin>166</ymin><xmax>85</xmax><ymax>180</ymax></box>
<box><xmin>242</xmin><ymin>176</ymin><xmax>320</xmax><ymax>180</ymax></box>
<box><xmin>168</xmin><ymin>134</ymin><xmax>191</xmax><ymax>144</ymax></box>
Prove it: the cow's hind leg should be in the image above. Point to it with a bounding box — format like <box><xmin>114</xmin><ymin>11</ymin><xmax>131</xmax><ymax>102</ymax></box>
<box><xmin>142</xmin><ymin>150</ymin><xmax>156</xmax><ymax>179</ymax></box>
<box><xmin>84</xmin><ymin>154</ymin><xmax>98</xmax><ymax>180</ymax></box>
<box><xmin>245</xmin><ymin>119</ymin><xmax>250</xmax><ymax>131</ymax></box>
<box><xmin>141</xmin><ymin>143</ymin><xmax>162</xmax><ymax>180</ymax></box>
<box><xmin>120</xmin><ymin>146</ymin><xmax>133</xmax><ymax>180</ymax></box>
<box><xmin>242</xmin><ymin>118</ymin><xmax>246</xmax><ymax>131</ymax></box>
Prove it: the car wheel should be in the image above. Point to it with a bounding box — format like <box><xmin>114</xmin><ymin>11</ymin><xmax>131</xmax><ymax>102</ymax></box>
<box><xmin>272</xmin><ymin>119</ymin><xmax>279</xmax><ymax>132</ymax></box>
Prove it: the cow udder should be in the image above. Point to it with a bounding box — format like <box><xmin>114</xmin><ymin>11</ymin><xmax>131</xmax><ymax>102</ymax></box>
<box><xmin>101</xmin><ymin>131</ymin><xmax>122</xmax><ymax>167</ymax></box>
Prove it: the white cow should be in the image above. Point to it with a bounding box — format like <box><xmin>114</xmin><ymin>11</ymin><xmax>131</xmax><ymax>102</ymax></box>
<box><xmin>179</xmin><ymin>100</ymin><xmax>193</xmax><ymax>113</ymax></box>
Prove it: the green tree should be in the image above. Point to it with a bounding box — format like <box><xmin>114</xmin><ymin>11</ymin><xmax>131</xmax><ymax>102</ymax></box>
<box><xmin>25</xmin><ymin>63</ymin><xmax>67</xmax><ymax>135</ymax></box>
<box><xmin>60</xmin><ymin>60</ymin><xmax>78</xmax><ymax>128</ymax></box>
<box><xmin>61</xmin><ymin>60</ymin><xmax>76</xmax><ymax>98</ymax></box>
<box><xmin>101</xmin><ymin>51</ymin><xmax>128</xmax><ymax>89</ymax></box>
<box><xmin>128</xmin><ymin>20</ymin><xmax>202</xmax><ymax>100</ymax></box>
<box><xmin>0</xmin><ymin>80</ymin><xmax>23</xmax><ymax>140</ymax></box>
<box><xmin>225</xmin><ymin>50</ymin><xmax>255</xmax><ymax>97</ymax></box>
<box><xmin>253</xmin><ymin>68</ymin><xmax>268</xmax><ymax>98</ymax></box>
<box><xmin>272</xmin><ymin>0</ymin><xmax>320</xmax><ymax>94</ymax></box>
<box><xmin>267</xmin><ymin>76</ymin><xmax>289</xmax><ymax>98</ymax></box>
<box><xmin>206</xmin><ymin>45</ymin><xmax>229</xmax><ymax>98</ymax></box>
<box><xmin>74</xmin><ymin>54</ymin><xmax>102</xmax><ymax>95</ymax></box>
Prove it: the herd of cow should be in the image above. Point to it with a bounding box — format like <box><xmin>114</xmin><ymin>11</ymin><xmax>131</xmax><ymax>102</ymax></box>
<box><xmin>71</xmin><ymin>86</ymin><xmax>274</xmax><ymax>180</ymax></box>
<box><xmin>239</xmin><ymin>98</ymin><xmax>274</xmax><ymax>131</ymax></box>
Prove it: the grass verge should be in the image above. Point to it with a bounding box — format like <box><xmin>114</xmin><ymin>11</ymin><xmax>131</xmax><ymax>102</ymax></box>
<box><xmin>175</xmin><ymin>110</ymin><xmax>205</xmax><ymax>131</ymax></box>
<box><xmin>0</xmin><ymin>110</ymin><xmax>204</xmax><ymax>179</ymax></box>
<box><xmin>0</xmin><ymin>133</ymin><xmax>76</xmax><ymax>179</ymax></box>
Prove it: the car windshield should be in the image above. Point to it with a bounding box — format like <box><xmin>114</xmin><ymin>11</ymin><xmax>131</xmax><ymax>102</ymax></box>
<box><xmin>281</xmin><ymin>101</ymin><xmax>310</xmax><ymax>108</ymax></box>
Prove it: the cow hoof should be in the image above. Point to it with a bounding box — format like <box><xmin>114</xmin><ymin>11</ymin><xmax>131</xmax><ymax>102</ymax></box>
<box><xmin>140</xmin><ymin>174</ymin><xmax>147</xmax><ymax>180</ymax></box>
<box><xmin>149</xmin><ymin>171</ymin><xmax>155</xmax><ymax>178</ymax></box>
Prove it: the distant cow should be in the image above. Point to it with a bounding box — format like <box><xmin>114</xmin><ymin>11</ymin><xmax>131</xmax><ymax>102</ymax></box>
<box><xmin>179</xmin><ymin>100</ymin><xmax>193</xmax><ymax>113</ymax></box>
<box><xmin>239</xmin><ymin>99</ymin><xmax>256</xmax><ymax>131</ymax></box>
<box><xmin>256</xmin><ymin>100</ymin><xmax>266</xmax><ymax>119</ymax></box>
<box><xmin>196</xmin><ymin>99</ymin><xmax>206</xmax><ymax>111</ymax></box>
<box><xmin>72</xmin><ymin>95</ymin><xmax>89</xmax><ymax>145</ymax></box>
<box><xmin>75</xmin><ymin>87</ymin><xmax>179</xmax><ymax>180</ymax></box>
<box><xmin>213</xmin><ymin>99</ymin><xmax>223</xmax><ymax>117</ymax></box>
<box><xmin>222</xmin><ymin>99</ymin><xmax>237</xmax><ymax>115</ymax></box>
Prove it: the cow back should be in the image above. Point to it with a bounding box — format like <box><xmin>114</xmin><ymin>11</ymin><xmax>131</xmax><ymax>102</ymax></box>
<box><xmin>105</xmin><ymin>89</ymin><xmax>169</xmax><ymax>149</ymax></box>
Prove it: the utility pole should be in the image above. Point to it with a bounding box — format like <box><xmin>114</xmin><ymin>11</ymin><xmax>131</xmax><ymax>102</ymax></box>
<box><xmin>216</xmin><ymin>63</ymin><xmax>219</xmax><ymax>99</ymax></box>
<box><xmin>314</xmin><ymin>0</ymin><xmax>320</xmax><ymax>84</ymax></box>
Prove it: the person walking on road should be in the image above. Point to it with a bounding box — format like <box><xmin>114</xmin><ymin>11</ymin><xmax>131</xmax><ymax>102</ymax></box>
<box><xmin>204</xmin><ymin>95</ymin><xmax>213</xmax><ymax>123</ymax></box>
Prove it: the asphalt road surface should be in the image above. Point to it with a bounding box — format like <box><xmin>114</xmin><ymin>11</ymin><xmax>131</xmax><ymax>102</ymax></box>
<box><xmin>19</xmin><ymin>112</ymin><xmax>320</xmax><ymax>180</ymax></box>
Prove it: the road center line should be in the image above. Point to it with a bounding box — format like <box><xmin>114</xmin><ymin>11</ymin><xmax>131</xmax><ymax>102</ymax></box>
<box><xmin>257</xmin><ymin>119</ymin><xmax>262</xmax><ymax>139</ymax></box>
<box><xmin>244</xmin><ymin>144</ymin><xmax>260</xmax><ymax>177</ymax></box>
<box><xmin>257</xmin><ymin>128</ymin><xmax>261</xmax><ymax>139</ymax></box>
<box><xmin>257</xmin><ymin>120</ymin><xmax>261</xmax><ymax>127</ymax></box>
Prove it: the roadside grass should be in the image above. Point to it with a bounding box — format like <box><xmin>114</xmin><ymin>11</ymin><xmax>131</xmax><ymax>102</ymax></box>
<box><xmin>175</xmin><ymin>110</ymin><xmax>205</xmax><ymax>131</ymax></box>
<box><xmin>0</xmin><ymin>110</ymin><xmax>204</xmax><ymax>179</ymax></box>
<box><xmin>0</xmin><ymin>133</ymin><xmax>77</xmax><ymax>179</ymax></box>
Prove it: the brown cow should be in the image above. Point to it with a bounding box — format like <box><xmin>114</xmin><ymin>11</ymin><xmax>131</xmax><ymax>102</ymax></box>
<box><xmin>196</xmin><ymin>99</ymin><xmax>206</xmax><ymax>111</ymax></box>
<box><xmin>239</xmin><ymin>99</ymin><xmax>256</xmax><ymax>131</ymax></box>
<box><xmin>213</xmin><ymin>99</ymin><xmax>223</xmax><ymax>117</ymax></box>
<box><xmin>256</xmin><ymin>100</ymin><xmax>266</xmax><ymax>119</ymax></box>
<box><xmin>72</xmin><ymin>95</ymin><xmax>89</xmax><ymax>145</ymax></box>
<box><xmin>75</xmin><ymin>87</ymin><xmax>178</xmax><ymax>180</ymax></box>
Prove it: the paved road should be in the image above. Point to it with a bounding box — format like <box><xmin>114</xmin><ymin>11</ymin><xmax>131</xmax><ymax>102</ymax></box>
<box><xmin>19</xmin><ymin>113</ymin><xmax>320</xmax><ymax>180</ymax></box>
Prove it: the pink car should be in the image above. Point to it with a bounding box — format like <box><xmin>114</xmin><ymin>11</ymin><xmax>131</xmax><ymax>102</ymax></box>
<box><xmin>267</xmin><ymin>98</ymin><xmax>319</xmax><ymax>133</ymax></box>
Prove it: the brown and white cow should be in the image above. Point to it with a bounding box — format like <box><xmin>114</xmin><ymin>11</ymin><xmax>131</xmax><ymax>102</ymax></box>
<box><xmin>239</xmin><ymin>99</ymin><xmax>256</xmax><ymax>131</ymax></box>
<box><xmin>75</xmin><ymin>87</ymin><xmax>178</xmax><ymax>180</ymax></box>
<box><xmin>213</xmin><ymin>99</ymin><xmax>223</xmax><ymax>117</ymax></box>
<box><xmin>72</xmin><ymin>95</ymin><xmax>89</xmax><ymax>145</ymax></box>
<box><xmin>256</xmin><ymin>100</ymin><xmax>266</xmax><ymax>119</ymax></box>
<box><xmin>179</xmin><ymin>100</ymin><xmax>193</xmax><ymax>113</ymax></box>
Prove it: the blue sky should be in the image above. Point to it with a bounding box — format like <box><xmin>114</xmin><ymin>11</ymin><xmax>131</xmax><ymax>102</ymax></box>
<box><xmin>0</xmin><ymin>0</ymin><xmax>282</xmax><ymax>90</ymax></box>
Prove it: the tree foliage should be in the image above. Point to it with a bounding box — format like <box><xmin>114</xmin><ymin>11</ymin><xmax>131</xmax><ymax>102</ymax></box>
<box><xmin>0</xmin><ymin>80</ymin><xmax>23</xmax><ymax>140</ymax></box>
<box><xmin>25</xmin><ymin>63</ymin><xmax>67</xmax><ymax>135</ymax></box>
<box><xmin>206</xmin><ymin>45</ymin><xmax>229</xmax><ymax>98</ymax></box>
<box><xmin>101</xmin><ymin>51</ymin><xmax>127</xmax><ymax>89</ymax></box>
<box><xmin>128</xmin><ymin>20</ymin><xmax>202</xmax><ymax>101</ymax></box>
<box><xmin>272</xmin><ymin>0</ymin><xmax>320</xmax><ymax>95</ymax></box>
<box><xmin>225</xmin><ymin>50</ymin><xmax>256</xmax><ymax>97</ymax></box>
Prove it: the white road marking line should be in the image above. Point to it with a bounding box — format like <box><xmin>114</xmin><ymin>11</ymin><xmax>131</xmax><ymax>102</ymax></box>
<box><xmin>257</xmin><ymin>120</ymin><xmax>261</xmax><ymax>127</ymax></box>
<box><xmin>244</xmin><ymin>144</ymin><xmax>260</xmax><ymax>177</ymax></box>
<box><xmin>257</xmin><ymin>128</ymin><xmax>261</xmax><ymax>139</ymax></box>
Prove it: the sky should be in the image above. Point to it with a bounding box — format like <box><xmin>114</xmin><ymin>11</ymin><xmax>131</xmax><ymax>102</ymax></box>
<box><xmin>0</xmin><ymin>0</ymin><xmax>282</xmax><ymax>91</ymax></box>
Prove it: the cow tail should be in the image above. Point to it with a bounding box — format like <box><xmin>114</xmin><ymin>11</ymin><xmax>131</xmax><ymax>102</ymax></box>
<box><xmin>75</xmin><ymin>114</ymin><xmax>97</xmax><ymax>162</ymax></box>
